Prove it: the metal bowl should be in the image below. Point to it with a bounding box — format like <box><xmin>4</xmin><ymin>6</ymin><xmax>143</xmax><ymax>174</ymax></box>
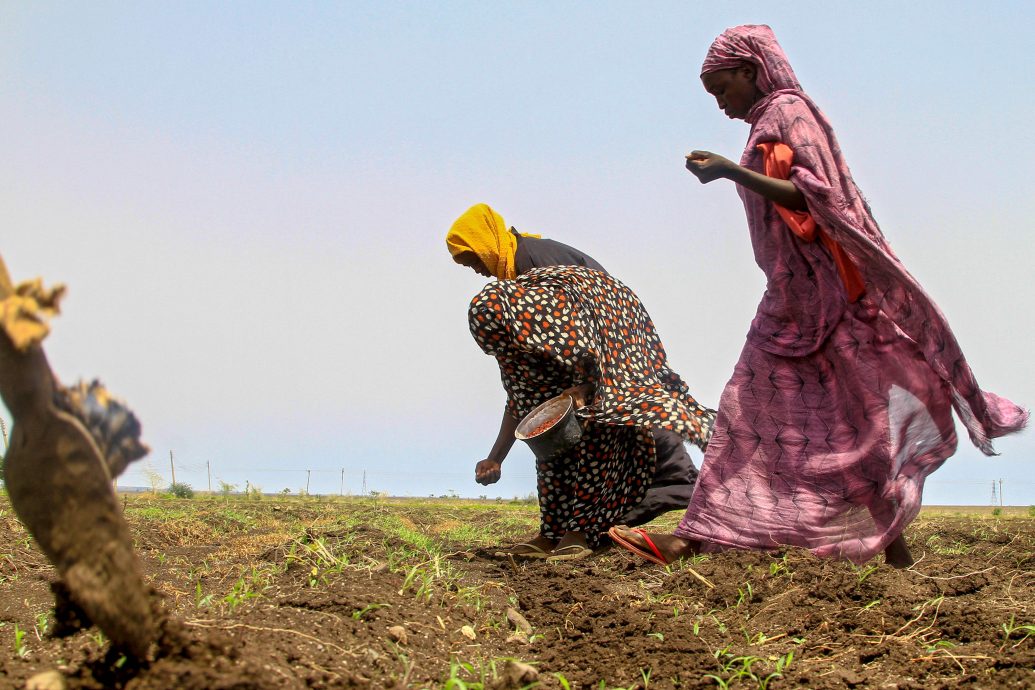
<box><xmin>515</xmin><ymin>395</ymin><xmax>583</xmax><ymax>460</ymax></box>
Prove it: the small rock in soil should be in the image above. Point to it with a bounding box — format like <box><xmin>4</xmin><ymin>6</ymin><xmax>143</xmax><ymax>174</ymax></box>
<box><xmin>492</xmin><ymin>660</ymin><xmax>538</xmax><ymax>690</ymax></box>
<box><xmin>25</xmin><ymin>670</ymin><xmax>66</xmax><ymax>690</ymax></box>
<box><xmin>506</xmin><ymin>607</ymin><xmax>533</xmax><ymax>634</ymax></box>
<box><xmin>505</xmin><ymin>632</ymin><xmax>529</xmax><ymax>645</ymax></box>
<box><xmin>386</xmin><ymin>625</ymin><xmax>408</xmax><ymax>644</ymax></box>
<box><xmin>460</xmin><ymin>624</ymin><xmax>476</xmax><ymax>640</ymax></box>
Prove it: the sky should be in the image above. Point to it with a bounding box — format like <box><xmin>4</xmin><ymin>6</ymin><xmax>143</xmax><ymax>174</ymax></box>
<box><xmin>1</xmin><ymin>1</ymin><xmax>1033</xmax><ymax>505</ymax></box>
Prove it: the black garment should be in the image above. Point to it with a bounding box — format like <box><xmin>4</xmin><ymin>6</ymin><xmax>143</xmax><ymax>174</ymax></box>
<box><xmin>621</xmin><ymin>429</ymin><xmax>700</xmax><ymax>527</ymax></box>
<box><xmin>511</xmin><ymin>231</ymin><xmax>699</xmax><ymax>526</ymax></box>
<box><xmin>513</xmin><ymin>233</ymin><xmax>607</xmax><ymax>275</ymax></box>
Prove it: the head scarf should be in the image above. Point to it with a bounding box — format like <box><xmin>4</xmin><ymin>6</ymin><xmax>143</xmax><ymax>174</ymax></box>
<box><xmin>446</xmin><ymin>203</ymin><xmax>540</xmax><ymax>280</ymax></box>
<box><xmin>700</xmin><ymin>24</ymin><xmax>801</xmax><ymax>95</ymax></box>
<box><xmin>698</xmin><ymin>25</ymin><xmax>1028</xmax><ymax>453</ymax></box>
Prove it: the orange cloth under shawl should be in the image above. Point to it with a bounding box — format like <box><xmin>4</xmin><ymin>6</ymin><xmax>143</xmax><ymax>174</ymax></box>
<box><xmin>756</xmin><ymin>142</ymin><xmax>865</xmax><ymax>303</ymax></box>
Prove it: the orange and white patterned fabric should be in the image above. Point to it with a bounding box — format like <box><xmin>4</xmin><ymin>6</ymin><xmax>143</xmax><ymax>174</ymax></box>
<box><xmin>469</xmin><ymin>266</ymin><xmax>713</xmax><ymax>547</ymax></box>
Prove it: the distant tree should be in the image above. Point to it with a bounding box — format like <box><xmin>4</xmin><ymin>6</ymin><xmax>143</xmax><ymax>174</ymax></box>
<box><xmin>248</xmin><ymin>483</ymin><xmax>263</xmax><ymax>500</ymax></box>
<box><xmin>168</xmin><ymin>482</ymin><xmax>194</xmax><ymax>499</ymax></box>
<box><xmin>218</xmin><ymin>480</ymin><xmax>237</xmax><ymax>496</ymax></box>
<box><xmin>142</xmin><ymin>463</ymin><xmax>164</xmax><ymax>494</ymax></box>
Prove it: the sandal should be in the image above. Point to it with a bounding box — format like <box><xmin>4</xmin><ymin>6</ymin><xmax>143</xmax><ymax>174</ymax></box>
<box><xmin>608</xmin><ymin>526</ymin><xmax>669</xmax><ymax>565</ymax></box>
<box><xmin>546</xmin><ymin>544</ymin><xmax>594</xmax><ymax>562</ymax></box>
<box><xmin>493</xmin><ymin>542</ymin><xmax>551</xmax><ymax>560</ymax></box>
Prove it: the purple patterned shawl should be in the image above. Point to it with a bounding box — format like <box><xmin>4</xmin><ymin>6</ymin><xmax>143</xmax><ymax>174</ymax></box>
<box><xmin>701</xmin><ymin>25</ymin><xmax>1027</xmax><ymax>453</ymax></box>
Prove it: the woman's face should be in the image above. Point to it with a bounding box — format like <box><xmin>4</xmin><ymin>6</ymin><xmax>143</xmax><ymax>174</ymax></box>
<box><xmin>453</xmin><ymin>251</ymin><xmax>492</xmax><ymax>277</ymax></box>
<box><xmin>701</xmin><ymin>65</ymin><xmax>761</xmax><ymax>120</ymax></box>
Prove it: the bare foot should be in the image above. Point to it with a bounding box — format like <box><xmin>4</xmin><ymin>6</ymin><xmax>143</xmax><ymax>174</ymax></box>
<box><xmin>884</xmin><ymin>534</ymin><xmax>914</xmax><ymax>569</ymax></box>
<box><xmin>609</xmin><ymin>526</ymin><xmax>697</xmax><ymax>563</ymax></box>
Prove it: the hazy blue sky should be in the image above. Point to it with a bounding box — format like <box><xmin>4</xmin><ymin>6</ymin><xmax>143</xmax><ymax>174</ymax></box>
<box><xmin>2</xmin><ymin>2</ymin><xmax>1032</xmax><ymax>505</ymax></box>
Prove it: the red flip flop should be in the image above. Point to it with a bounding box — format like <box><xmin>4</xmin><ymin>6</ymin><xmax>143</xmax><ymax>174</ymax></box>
<box><xmin>608</xmin><ymin>526</ymin><xmax>669</xmax><ymax>566</ymax></box>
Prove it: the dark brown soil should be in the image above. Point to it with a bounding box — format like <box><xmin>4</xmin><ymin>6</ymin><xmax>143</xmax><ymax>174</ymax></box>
<box><xmin>0</xmin><ymin>497</ymin><xmax>1032</xmax><ymax>689</ymax></box>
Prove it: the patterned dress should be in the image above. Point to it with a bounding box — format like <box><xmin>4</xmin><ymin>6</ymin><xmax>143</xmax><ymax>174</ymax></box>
<box><xmin>469</xmin><ymin>266</ymin><xmax>714</xmax><ymax>548</ymax></box>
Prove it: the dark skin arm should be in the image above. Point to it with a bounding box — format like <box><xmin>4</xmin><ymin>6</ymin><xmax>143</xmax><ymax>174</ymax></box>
<box><xmin>686</xmin><ymin>150</ymin><xmax>807</xmax><ymax>211</ymax></box>
<box><xmin>475</xmin><ymin>408</ymin><xmax>519</xmax><ymax>485</ymax></box>
<box><xmin>474</xmin><ymin>383</ymin><xmax>593</xmax><ymax>485</ymax></box>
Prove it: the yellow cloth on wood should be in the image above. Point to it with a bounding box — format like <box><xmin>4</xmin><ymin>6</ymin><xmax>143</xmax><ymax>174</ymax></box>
<box><xmin>445</xmin><ymin>203</ymin><xmax>540</xmax><ymax>280</ymax></box>
<box><xmin>0</xmin><ymin>255</ymin><xmax>66</xmax><ymax>351</ymax></box>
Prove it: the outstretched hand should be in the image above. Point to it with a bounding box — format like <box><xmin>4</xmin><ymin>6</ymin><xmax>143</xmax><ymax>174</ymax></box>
<box><xmin>685</xmin><ymin>150</ymin><xmax>734</xmax><ymax>184</ymax></box>
<box><xmin>475</xmin><ymin>458</ymin><xmax>502</xmax><ymax>485</ymax></box>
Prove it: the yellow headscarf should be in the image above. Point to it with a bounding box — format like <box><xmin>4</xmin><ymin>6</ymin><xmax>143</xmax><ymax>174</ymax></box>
<box><xmin>445</xmin><ymin>203</ymin><xmax>540</xmax><ymax>280</ymax></box>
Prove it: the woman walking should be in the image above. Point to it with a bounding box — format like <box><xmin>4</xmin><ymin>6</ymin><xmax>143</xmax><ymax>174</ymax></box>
<box><xmin>610</xmin><ymin>25</ymin><xmax>1027</xmax><ymax>567</ymax></box>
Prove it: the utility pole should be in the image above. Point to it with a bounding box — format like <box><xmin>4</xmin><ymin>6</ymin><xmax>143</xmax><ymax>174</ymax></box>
<box><xmin>169</xmin><ymin>450</ymin><xmax>176</xmax><ymax>486</ymax></box>
<box><xmin>207</xmin><ymin>460</ymin><xmax>212</xmax><ymax>494</ymax></box>
<box><xmin>362</xmin><ymin>470</ymin><xmax>367</xmax><ymax>495</ymax></box>
<box><xmin>999</xmin><ymin>479</ymin><xmax>1004</xmax><ymax>507</ymax></box>
<box><xmin>340</xmin><ymin>468</ymin><xmax>344</xmax><ymax>496</ymax></box>
<box><xmin>305</xmin><ymin>469</ymin><xmax>311</xmax><ymax>496</ymax></box>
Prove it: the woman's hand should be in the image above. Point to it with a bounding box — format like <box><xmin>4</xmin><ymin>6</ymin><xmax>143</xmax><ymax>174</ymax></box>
<box><xmin>560</xmin><ymin>383</ymin><xmax>594</xmax><ymax>408</ymax></box>
<box><xmin>475</xmin><ymin>458</ymin><xmax>502</xmax><ymax>485</ymax></box>
<box><xmin>685</xmin><ymin>150</ymin><xmax>735</xmax><ymax>184</ymax></box>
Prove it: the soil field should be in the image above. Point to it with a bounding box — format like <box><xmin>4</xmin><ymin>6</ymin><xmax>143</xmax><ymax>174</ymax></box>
<box><xmin>0</xmin><ymin>496</ymin><xmax>1032</xmax><ymax>689</ymax></box>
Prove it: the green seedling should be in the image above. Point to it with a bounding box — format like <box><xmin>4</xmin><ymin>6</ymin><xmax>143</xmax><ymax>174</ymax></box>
<box><xmin>352</xmin><ymin>603</ymin><xmax>389</xmax><ymax>620</ymax></box>
<box><xmin>223</xmin><ymin>571</ymin><xmax>264</xmax><ymax>612</ymax></box>
<box><xmin>33</xmin><ymin>613</ymin><xmax>48</xmax><ymax>640</ymax></box>
<box><xmin>708</xmin><ymin>612</ymin><xmax>728</xmax><ymax>634</ymax></box>
<box><xmin>925</xmin><ymin>639</ymin><xmax>956</xmax><ymax>652</ymax></box>
<box><xmin>1001</xmin><ymin>615</ymin><xmax>1035</xmax><ymax>648</ymax></box>
<box><xmin>855</xmin><ymin>564</ymin><xmax>878</xmax><ymax>584</ymax></box>
<box><xmin>759</xmin><ymin>652</ymin><xmax>795</xmax><ymax>690</ymax></box>
<box><xmin>13</xmin><ymin>624</ymin><xmax>28</xmax><ymax>658</ymax></box>
<box><xmin>194</xmin><ymin>580</ymin><xmax>214</xmax><ymax>608</ymax></box>
<box><xmin>735</xmin><ymin>581</ymin><xmax>754</xmax><ymax>607</ymax></box>
<box><xmin>705</xmin><ymin>650</ymin><xmax>792</xmax><ymax>690</ymax></box>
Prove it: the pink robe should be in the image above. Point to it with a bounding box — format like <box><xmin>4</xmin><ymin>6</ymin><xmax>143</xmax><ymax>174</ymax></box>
<box><xmin>674</xmin><ymin>84</ymin><xmax>1027</xmax><ymax>563</ymax></box>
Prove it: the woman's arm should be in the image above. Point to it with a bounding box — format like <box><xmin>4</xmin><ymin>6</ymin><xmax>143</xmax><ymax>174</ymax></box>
<box><xmin>475</xmin><ymin>407</ymin><xmax>520</xmax><ymax>485</ymax></box>
<box><xmin>686</xmin><ymin>150</ymin><xmax>807</xmax><ymax>211</ymax></box>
